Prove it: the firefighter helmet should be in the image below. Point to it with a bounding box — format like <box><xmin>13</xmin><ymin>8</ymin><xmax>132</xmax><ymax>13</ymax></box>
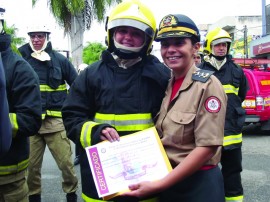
<box><xmin>105</xmin><ymin>0</ymin><xmax>156</xmax><ymax>58</ymax></box>
<box><xmin>0</xmin><ymin>7</ymin><xmax>5</xmax><ymax>20</ymax></box>
<box><xmin>198</xmin><ymin>46</ymin><xmax>204</xmax><ymax>56</ymax></box>
<box><xmin>27</xmin><ymin>24</ymin><xmax>51</xmax><ymax>34</ymax></box>
<box><xmin>156</xmin><ymin>14</ymin><xmax>200</xmax><ymax>42</ymax></box>
<box><xmin>203</xmin><ymin>27</ymin><xmax>232</xmax><ymax>55</ymax></box>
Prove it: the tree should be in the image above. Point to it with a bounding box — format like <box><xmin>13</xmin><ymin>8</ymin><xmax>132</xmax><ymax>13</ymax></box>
<box><xmin>5</xmin><ymin>24</ymin><xmax>26</xmax><ymax>55</ymax></box>
<box><xmin>83</xmin><ymin>42</ymin><xmax>106</xmax><ymax>64</ymax></box>
<box><xmin>32</xmin><ymin>0</ymin><xmax>122</xmax><ymax>68</ymax></box>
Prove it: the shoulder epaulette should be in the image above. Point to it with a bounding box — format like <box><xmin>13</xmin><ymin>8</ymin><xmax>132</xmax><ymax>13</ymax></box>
<box><xmin>192</xmin><ymin>69</ymin><xmax>214</xmax><ymax>83</ymax></box>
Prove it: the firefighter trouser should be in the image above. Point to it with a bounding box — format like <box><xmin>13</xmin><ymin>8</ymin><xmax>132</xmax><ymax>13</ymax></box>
<box><xmin>221</xmin><ymin>147</ymin><xmax>243</xmax><ymax>202</ymax></box>
<box><xmin>159</xmin><ymin>166</ymin><xmax>225</xmax><ymax>202</ymax></box>
<box><xmin>0</xmin><ymin>175</ymin><xmax>28</xmax><ymax>202</ymax></box>
<box><xmin>27</xmin><ymin>130</ymin><xmax>78</xmax><ymax>195</ymax></box>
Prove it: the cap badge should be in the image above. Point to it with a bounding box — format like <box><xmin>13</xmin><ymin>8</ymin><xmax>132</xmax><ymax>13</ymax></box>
<box><xmin>160</xmin><ymin>15</ymin><xmax>177</xmax><ymax>29</ymax></box>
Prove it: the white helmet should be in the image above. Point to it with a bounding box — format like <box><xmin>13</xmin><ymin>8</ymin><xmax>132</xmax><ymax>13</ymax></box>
<box><xmin>0</xmin><ymin>7</ymin><xmax>5</xmax><ymax>20</ymax></box>
<box><xmin>27</xmin><ymin>24</ymin><xmax>51</xmax><ymax>34</ymax></box>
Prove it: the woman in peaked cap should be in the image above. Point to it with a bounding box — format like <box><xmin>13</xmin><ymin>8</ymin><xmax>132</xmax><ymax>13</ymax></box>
<box><xmin>123</xmin><ymin>14</ymin><xmax>227</xmax><ymax>202</ymax></box>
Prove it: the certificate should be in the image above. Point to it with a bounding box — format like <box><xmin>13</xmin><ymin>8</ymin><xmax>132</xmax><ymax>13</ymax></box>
<box><xmin>85</xmin><ymin>127</ymin><xmax>172</xmax><ymax>200</ymax></box>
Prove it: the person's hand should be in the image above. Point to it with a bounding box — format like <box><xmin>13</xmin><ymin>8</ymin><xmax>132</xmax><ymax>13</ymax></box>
<box><xmin>122</xmin><ymin>181</ymin><xmax>160</xmax><ymax>199</ymax></box>
<box><xmin>100</xmin><ymin>127</ymin><xmax>120</xmax><ymax>142</ymax></box>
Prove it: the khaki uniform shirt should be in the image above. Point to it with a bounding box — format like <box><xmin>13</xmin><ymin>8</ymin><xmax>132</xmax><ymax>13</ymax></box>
<box><xmin>156</xmin><ymin>65</ymin><xmax>227</xmax><ymax>168</ymax></box>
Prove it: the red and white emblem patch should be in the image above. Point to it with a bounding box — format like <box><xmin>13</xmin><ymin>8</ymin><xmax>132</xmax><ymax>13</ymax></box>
<box><xmin>205</xmin><ymin>96</ymin><xmax>221</xmax><ymax>113</ymax></box>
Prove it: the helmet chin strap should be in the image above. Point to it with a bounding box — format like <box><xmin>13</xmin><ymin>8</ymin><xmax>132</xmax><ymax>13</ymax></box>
<box><xmin>112</xmin><ymin>34</ymin><xmax>146</xmax><ymax>59</ymax></box>
<box><xmin>29</xmin><ymin>37</ymin><xmax>48</xmax><ymax>53</ymax></box>
<box><xmin>29</xmin><ymin>37</ymin><xmax>51</xmax><ymax>61</ymax></box>
<box><xmin>211</xmin><ymin>53</ymin><xmax>226</xmax><ymax>61</ymax></box>
<box><xmin>114</xmin><ymin>38</ymin><xmax>144</xmax><ymax>53</ymax></box>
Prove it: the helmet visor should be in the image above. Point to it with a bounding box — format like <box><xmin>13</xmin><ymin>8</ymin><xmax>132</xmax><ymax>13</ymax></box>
<box><xmin>108</xmin><ymin>18</ymin><xmax>155</xmax><ymax>39</ymax></box>
<box><xmin>211</xmin><ymin>38</ymin><xmax>232</xmax><ymax>46</ymax></box>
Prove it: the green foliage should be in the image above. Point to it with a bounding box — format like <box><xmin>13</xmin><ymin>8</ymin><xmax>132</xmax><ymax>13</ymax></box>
<box><xmin>82</xmin><ymin>42</ymin><xmax>106</xmax><ymax>64</ymax></box>
<box><xmin>91</xmin><ymin>0</ymin><xmax>122</xmax><ymax>22</ymax></box>
<box><xmin>32</xmin><ymin>0</ymin><xmax>122</xmax><ymax>34</ymax></box>
<box><xmin>5</xmin><ymin>24</ymin><xmax>26</xmax><ymax>55</ymax></box>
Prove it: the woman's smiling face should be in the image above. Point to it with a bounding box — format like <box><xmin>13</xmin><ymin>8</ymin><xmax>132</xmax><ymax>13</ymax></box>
<box><xmin>160</xmin><ymin>37</ymin><xmax>199</xmax><ymax>78</ymax></box>
<box><xmin>114</xmin><ymin>26</ymin><xmax>145</xmax><ymax>48</ymax></box>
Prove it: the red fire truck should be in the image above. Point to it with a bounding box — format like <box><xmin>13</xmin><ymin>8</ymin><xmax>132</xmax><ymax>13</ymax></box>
<box><xmin>233</xmin><ymin>58</ymin><xmax>270</xmax><ymax>132</ymax></box>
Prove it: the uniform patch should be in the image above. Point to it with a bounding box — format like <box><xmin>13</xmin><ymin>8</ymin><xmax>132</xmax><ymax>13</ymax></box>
<box><xmin>205</xmin><ymin>96</ymin><xmax>221</xmax><ymax>113</ymax></box>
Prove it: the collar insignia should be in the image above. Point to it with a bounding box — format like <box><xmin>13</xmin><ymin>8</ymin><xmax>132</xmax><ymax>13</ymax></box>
<box><xmin>192</xmin><ymin>69</ymin><xmax>214</xmax><ymax>83</ymax></box>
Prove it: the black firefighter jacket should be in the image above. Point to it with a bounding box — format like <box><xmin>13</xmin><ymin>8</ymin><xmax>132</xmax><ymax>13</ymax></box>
<box><xmin>62</xmin><ymin>50</ymin><xmax>171</xmax><ymax>199</ymax></box>
<box><xmin>19</xmin><ymin>42</ymin><xmax>78</xmax><ymax>119</ymax></box>
<box><xmin>0</xmin><ymin>34</ymin><xmax>42</xmax><ymax>180</ymax></box>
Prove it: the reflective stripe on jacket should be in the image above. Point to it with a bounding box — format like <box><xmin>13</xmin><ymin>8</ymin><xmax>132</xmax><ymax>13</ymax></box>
<box><xmin>81</xmin><ymin>113</ymin><xmax>154</xmax><ymax>148</ymax></box>
<box><xmin>62</xmin><ymin>50</ymin><xmax>170</xmax><ymax>200</ymax></box>
<box><xmin>9</xmin><ymin>113</ymin><xmax>18</xmax><ymax>137</ymax></box>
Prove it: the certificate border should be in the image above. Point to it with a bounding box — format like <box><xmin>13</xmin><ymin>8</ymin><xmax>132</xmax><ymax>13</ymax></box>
<box><xmin>86</xmin><ymin>127</ymin><xmax>172</xmax><ymax>200</ymax></box>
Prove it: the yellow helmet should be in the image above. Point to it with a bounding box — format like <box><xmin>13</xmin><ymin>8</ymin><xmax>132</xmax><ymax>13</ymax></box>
<box><xmin>105</xmin><ymin>0</ymin><xmax>156</xmax><ymax>58</ymax></box>
<box><xmin>198</xmin><ymin>46</ymin><xmax>204</xmax><ymax>55</ymax></box>
<box><xmin>203</xmin><ymin>27</ymin><xmax>232</xmax><ymax>55</ymax></box>
<box><xmin>155</xmin><ymin>14</ymin><xmax>200</xmax><ymax>42</ymax></box>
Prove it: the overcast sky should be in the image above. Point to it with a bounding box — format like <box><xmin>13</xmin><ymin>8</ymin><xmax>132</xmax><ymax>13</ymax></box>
<box><xmin>3</xmin><ymin>0</ymin><xmax>264</xmax><ymax>50</ymax></box>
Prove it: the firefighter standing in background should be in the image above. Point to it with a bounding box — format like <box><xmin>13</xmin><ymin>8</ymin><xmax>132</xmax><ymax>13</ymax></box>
<box><xmin>123</xmin><ymin>14</ymin><xmax>227</xmax><ymax>202</ymax></box>
<box><xmin>19</xmin><ymin>23</ymin><xmax>78</xmax><ymax>202</ymax></box>
<box><xmin>194</xmin><ymin>52</ymin><xmax>202</xmax><ymax>67</ymax></box>
<box><xmin>61</xmin><ymin>0</ymin><xmax>170</xmax><ymax>201</ymax></box>
<box><xmin>194</xmin><ymin>47</ymin><xmax>204</xmax><ymax>67</ymax></box>
<box><xmin>0</xmin><ymin>7</ymin><xmax>42</xmax><ymax>201</ymax></box>
<box><xmin>199</xmin><ymin>27</ymin><xmax>248</xmax><ymax>202</ymax></box>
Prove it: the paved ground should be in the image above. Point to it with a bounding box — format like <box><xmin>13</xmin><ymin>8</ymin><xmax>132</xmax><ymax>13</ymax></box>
<box><xmin>41</xmin><ymin>143</ymin><xmax>83</xmax><ymax>202</ymax></box>
<box><xmin>39</xmin><ymin>125</ymin><xmax>270</xmax><ymax>202</ymax></box>
<box><xmin>241</xmin><ymin>124</ymin><xmax>270</xmax><ymax>202</ymax></box>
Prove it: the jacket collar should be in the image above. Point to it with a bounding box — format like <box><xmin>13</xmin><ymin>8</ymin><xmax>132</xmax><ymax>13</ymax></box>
<box><xmin>101</xmin><ymin>50</ymin><xmax>170</xmax><ymax>89</ymax></box>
